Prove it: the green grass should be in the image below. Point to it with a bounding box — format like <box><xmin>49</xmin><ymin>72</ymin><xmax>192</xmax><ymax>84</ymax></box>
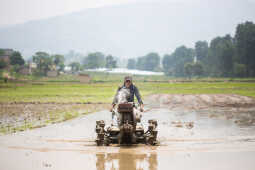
<box><xmin>3</xmin><ymin>71</ymin><xmax>255</xmax><ymax>83</ymax></box>
<box><xmin>1</xmin><ymin>74</ymin><xmax>255</xmax><ymax>134</ymax></box>
<box><xmin>0</xmin><ymin>82</ymin><xmax>118</xmax><ymax>103</ymax></box>
<box><xmin>1</xmin><ymin>81</ymin><xmax>255</xmax><ymax>103</ymax></box>
<box><xmin>138</xmin><ymin>82</ymin><xmax>255</xmax><ymax>98</ymax></box>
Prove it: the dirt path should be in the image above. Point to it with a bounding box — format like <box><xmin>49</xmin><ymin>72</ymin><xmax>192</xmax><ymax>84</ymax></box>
<box><xmin>1</xmin><ymin>94</ymin><xmax>255</xmax><ymax>170</ymax></box>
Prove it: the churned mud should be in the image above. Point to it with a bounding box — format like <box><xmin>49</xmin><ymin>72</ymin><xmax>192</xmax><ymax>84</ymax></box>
<box><xmin>1</xmin><ymin>94</ymin><xmax>255</xmax><ymax>170</ymax></box>
<box><xmin>147</xmin><ymin>94</ymin><xmax>255</xmax><ymax>110</ymax></box>
<box><xmin>0</xmin><ymin>103</ymin><xmax>109</xmax><ymax>133</ymax></box>
<box><xmin>147</xmin><ymin>94</ymin><xmax>255</xmax><ymax>127</ymax></box>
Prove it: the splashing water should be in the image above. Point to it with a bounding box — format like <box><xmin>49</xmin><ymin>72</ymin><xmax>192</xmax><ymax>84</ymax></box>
<box><xmin>117</xmin><ymin>88</ymin><xmax>131</xmax><ymax>104</ymax></box>
<box><xmin>112</xmin><ymin>87</ymin><xmax>131</xmax><ymax>125</ymax></box>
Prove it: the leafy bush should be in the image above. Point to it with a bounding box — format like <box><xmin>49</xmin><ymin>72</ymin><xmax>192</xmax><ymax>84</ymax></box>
<box><xmin>233</xmin><ymin>63</ymin><xmax>246</xmax><ymax>77</ymax></box>
<box><xmin>0</xmin><ymin>59</ymin><xmax>7</xmax><ymax>69</ymax></box>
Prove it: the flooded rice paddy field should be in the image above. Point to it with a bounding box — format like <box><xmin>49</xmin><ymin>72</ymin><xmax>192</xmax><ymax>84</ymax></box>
<box><xmin>1</xmin><ymin>94</ymin><xmax>255</xmax><ymax>170</ymax></box>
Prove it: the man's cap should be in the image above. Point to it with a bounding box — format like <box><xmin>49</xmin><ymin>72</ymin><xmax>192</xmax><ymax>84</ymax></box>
<box><xmin>124</xmin><ymin>76</ymin><xmax>132</xmax><ymax>82</ymax></box>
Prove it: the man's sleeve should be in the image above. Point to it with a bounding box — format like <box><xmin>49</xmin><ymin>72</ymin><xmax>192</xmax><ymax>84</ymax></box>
<box><xmin>134</xmin><ymin>86</ymin><xmax>143</xmax><ymax>105</ymax></box>
<box><xmin>112</xmin><ymin>87</ymin><xmax>121</xmax><ymax>104</ymax></box>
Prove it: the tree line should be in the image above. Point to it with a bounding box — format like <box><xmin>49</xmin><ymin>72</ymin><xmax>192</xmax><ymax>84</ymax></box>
<box><xmin>69</xmin><ymin>52</ymin><xmax>117</xmax><ymax>72</ymax></box>
<box><xmin>1</xmin><ymin>21</ymin><xmax>255</xmax><ymax>78</ymax></box>
<box><xmin>32</xmin><ymin>52</ymin><xmax>65</xmax><ymax>75</ymax></box>
<box><xmin>127</xmin><ymin>53</ymin><xmax>161</xmax><ymax>72</ymax></box>
<box><xmin>32</xmin><ymin>52</ymin><xmax>117</xmax><ymax>75</ymax></box>
<box><xmin>0</xmin><ymin>50</ymin><xmax>25</xmax><ymax>72</ymax></box>
<box><xmin>164</xmin><ymin>21</ymin><xmax>255</xmax><ymax>77</ymax></box>
<box><xmin>128</xmin><ymin>21</ymin><xmax>255</xmax><ymax>77</ymax></box>
<box><xmin>1</xmin><ymin>50</ymin><xmax>118</xmax><ymax>76</ymax></box>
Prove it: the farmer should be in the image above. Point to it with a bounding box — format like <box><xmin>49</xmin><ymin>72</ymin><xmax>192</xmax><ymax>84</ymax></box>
<box><xmin>110</xmin><ymin>76</ymin><xmax>144</xmax><ymax>112</ymax></box>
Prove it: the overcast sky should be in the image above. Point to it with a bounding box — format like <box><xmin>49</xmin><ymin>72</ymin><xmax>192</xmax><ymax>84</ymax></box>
<box><xmin>1</xmin><ymin>0</ymin><xmax>255</xmax><ymax>27</ymax></box>
<box><xmin>0</xmin><ymin>0</ymin><xmax>141</xmax><ymax>27</ymax></box>
<box><xmin>1</xmin><ymin>0</ymin><xmax>255</xmax><ymax>57</ymax></box>
<box><xmin>4</xmin><ymin>0</ymin><xmax>254</xmax><ymax>27</ymax></box>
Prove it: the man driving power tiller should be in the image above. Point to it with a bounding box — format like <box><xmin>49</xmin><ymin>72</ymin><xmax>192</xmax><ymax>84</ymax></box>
<box><xmin>110</xmin><ymin>76</ymin><xmax>144</xmax><ymax>112</ymax></box>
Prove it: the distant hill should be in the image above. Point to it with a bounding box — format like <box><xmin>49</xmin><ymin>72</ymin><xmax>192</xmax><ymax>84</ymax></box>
<box><xmin>0</xmin><ymin>0</ymin><xmax>255</xmax><ymax>58</ymax></box>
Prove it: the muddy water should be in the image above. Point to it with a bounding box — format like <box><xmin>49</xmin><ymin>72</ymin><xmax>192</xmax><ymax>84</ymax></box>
<box><xmin>1</xmin><ymin>104</ymin><xmax>255</xmax><ymax>170</ymax></box>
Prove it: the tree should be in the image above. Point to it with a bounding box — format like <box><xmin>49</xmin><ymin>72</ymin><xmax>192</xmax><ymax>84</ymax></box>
<box><xmin>207</xmin><ymin>35</ymin><xmax>235</xmax><ymax>77</ymax></box>
<box><xmin>184</xmin><ymin>62</ymin><xmax>204</xmax><ymax>78</ymax></box>
<box><xmin>184</xmin><ymin>63</ymin><xmax>193</xmax><ymax>78</ymax></box>
<box><xmin>163</xmin><ymin>46</ymin><xmax>194</xmax><ymax>77</ymax></box>
<box><xmin>162</xmin><ymin>54</ymin><xmax>175</xmax><ymax>76</ymax></box>
<box><xmin>69</xmin><ymin>62</ymin><xmax>81</xmax><ymax>72</ymax></box>
<box><xmin>83</xmin><ymin>52</ymin><xmax>105</xmax><ymax>69</ymax></box>
<box><xmin>136</xmin><ymin>56</ymin><xmax>146</xmax><ymax>70</ymax></box>
<box><xmin>174</xmin><ymin>46</ymin><xmax>194</xmax><ymax>77</ymax></box>
<box><xmin>136</xmin><ymin>52</ymin><xmax>160</xmax><ymax>71</ymax></box>
<box><xmin>58</xmin><ymin>63</ymin><xmax>65</xmax><ymax>72</ymax></box>
<box><xmin>32</xmin><ymin>52</ymin><xmax>53</xmax><ymax>75</ymax></box>
<box><xmin>0</xmin><ymin>49</ymin><xmax>4</xmax><ymax>56</ymax></box>
<box><xmin>52</xmin><ymin>54</ymin><xmax>65</xmax><ymax>66</ymax></box>
<box><xmin>0</xmin><ymin>60</ymin><xmax>7</xmax><ymax>69</ymax></box>
<box><xmin>235</xmin><ymin>21</ymin><xmax>255</xmax><ymax>77</ymax></box>
<box><xmin>195</xmin><ymin>41</ymin><xmax>208</xmax><ymax>63</ymax></box>
<box><xmin>127</xmin><ymin>59</ymin><xmax>136</xmax><ymax>69</ymax></box>
<box><xmin>193</xmin><ymin>62</ymin><xmax>204</xmax><ymax>77</ymax></box>
<box><xmin>105</xmin><ymin>55</ymin><xmax>117</xmax><ymax>69</ymax></box>
<box><xmin>233</xmin><ymin>63</ymin><xmax>246</xmax><ymax>77</ymax></box>
<box><xmin>10</xmin><ymin>51</ymin><xmax>25</xmax><ymax>66</ymax></box>
<box><xmin>51</xmin><ymin>54</ymin><xmax>65</xmax><ymax>71</ymax></box>
<box><xmin>144</xmin><ymin>52</ymin><xmax>160</xmax><ymax>71</ymax></box>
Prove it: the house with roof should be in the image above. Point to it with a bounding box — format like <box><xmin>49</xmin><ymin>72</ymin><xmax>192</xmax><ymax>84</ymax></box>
<box><xmin>0</xmin><ymin>49</ymin><xmax>14</xmax><ymax>70</ymax></box>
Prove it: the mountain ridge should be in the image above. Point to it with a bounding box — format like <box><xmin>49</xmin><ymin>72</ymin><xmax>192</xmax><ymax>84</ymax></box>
<box><xmin>0</xmin><ymin>0</ymin><xmax>254</xmax><ymax>58</ymax></box>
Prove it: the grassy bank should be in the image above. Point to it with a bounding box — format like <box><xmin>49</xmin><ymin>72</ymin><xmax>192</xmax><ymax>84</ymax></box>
<box><xmin>1</xmin><ymin>81</ymin><xmax>255</xmax><ymax>103</ymax></box>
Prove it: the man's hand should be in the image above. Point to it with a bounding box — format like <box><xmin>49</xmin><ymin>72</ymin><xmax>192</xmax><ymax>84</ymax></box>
<box><xmin>139</xmin><ymin>104</ymin><xmax>144</xmax><ymax>112</ymax></box>
<box><xmin>110</xmin><ymin>104</ymin><xmax>116</xmax><ymax>112</ymax></box>
<box><xmin>110</xmin><ymin>106</ymin><xmax>114</xmax><ymax>112</ymax></box>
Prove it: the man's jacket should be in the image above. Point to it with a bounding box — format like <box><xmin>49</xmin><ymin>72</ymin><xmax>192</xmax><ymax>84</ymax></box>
<box><xmin>112</xmin><ymin>84</ymin><xmax>143</xmax><ymax>105</ymax></box>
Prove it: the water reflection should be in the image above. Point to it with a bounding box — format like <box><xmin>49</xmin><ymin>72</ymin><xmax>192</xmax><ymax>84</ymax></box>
<box><xmin>96</xmin><ymin>151</ymin><xmax>157</xmax><ymax>170</ymax></box>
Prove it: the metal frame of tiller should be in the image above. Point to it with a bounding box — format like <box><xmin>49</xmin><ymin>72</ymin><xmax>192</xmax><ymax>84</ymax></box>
<box><xmin>95</xmin><ymin>103</ymin><xmax>158</xmax><ymax>146</ymax></box>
